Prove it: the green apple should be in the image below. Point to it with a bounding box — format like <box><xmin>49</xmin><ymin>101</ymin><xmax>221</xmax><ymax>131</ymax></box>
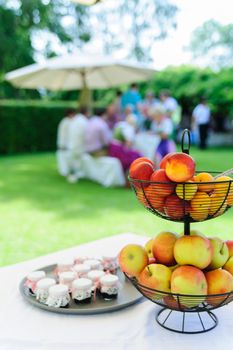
<box><xmin>174</xmin><ymin>235</ymin><xmax>213</xmax><ymax>269</ymax></box>
<box><xmin>118</xmin><ymin>244</ymin><xmax>148</xmax><ymax>278</ymax></box>
<box><xmin>144</xmin><ymin>239</ymin><xmax>154</xmax><ymax>259</ymax></box>
<box><xmin>207</xmin><ymin>237</ymin><xmax>229</xmax><ymax>270</ymax></box>
<box><xmin>223</xmin><ymin>256</ymin><xmax>233</xmax><ymax>276</ymax></box>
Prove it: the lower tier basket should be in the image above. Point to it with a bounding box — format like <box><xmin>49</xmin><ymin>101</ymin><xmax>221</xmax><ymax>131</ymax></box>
<box><xmin>125</xmin><ymin>274</ymin><xmax>233</xmax><ymax>334</ymax></box>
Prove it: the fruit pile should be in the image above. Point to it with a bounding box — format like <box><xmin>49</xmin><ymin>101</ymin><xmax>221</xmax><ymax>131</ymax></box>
<box><xmin>119</xmin><ymin>232</ymin><xmax>233</xmax><ymax>309</ymax></box>
<box><xmin>129</xmin><ymin>154</ymin><xmax>233</xmax><ymax>221</ymax></box>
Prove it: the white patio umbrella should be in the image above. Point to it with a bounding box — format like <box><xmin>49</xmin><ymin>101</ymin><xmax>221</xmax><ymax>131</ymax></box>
<box><xmin>5</xmin><ymin>54</ymin><xmax>156</xmax><ymax>106</ymax></box>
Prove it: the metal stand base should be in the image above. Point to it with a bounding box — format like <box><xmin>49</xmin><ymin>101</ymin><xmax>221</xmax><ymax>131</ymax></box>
<box><xmin>156</xmin><ymin>308</ymin><xmax>218</xmax><ymax>334</ymax></box>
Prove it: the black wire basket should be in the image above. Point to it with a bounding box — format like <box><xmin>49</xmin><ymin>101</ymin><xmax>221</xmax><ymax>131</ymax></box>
<box><xmin>129</xmin><ymin>172</ymin><xmax>233</xmax><ymax>224</ymax></box>
<box><xmin>125</xmin><ymin>273</ymin><xmax>233</xmax><ymax>334</ymax></box>
<box><xmin>126</xmin><ymin>129</ymin><xmax>233</xmax><ymax>334</ymax></box>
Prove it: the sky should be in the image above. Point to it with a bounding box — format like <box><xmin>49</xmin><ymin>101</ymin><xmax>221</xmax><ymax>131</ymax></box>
<box><xmin>150</xmin><ymin>0</ymin><xmax>233</xmax><ymax>69</ymax></box>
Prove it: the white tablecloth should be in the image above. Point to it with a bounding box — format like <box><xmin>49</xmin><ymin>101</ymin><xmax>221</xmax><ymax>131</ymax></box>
<box><xmin>0</xmin><ymin>233</ymin><xmax>233</xmax><ymax>350</ymax></box>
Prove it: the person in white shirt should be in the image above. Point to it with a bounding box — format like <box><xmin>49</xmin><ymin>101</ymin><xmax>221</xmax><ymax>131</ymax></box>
<box><xmin>67</xmin><ymin>106</ymin><xmax>89</xmax><ymax>182</ymax></box>
<box><xmin>56</xmin><ymin>109</ymin><xmax>76</xmax><ymax>177</ymax></box>
<box><xmin>160</xmin><ymin>90</ymin><xmax>181</xmax><ymax>140</ymax></box>
<box><xmin>192</xmin><ymin>97</ymin><xmax>211</xmax><ymax>149</ymax></box>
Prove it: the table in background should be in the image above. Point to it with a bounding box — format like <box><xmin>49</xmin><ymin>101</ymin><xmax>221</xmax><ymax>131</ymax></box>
<box><xmin>0</xmin><ymin>233</ymin><xmax>233</xmax><ymax>350</ymax></box>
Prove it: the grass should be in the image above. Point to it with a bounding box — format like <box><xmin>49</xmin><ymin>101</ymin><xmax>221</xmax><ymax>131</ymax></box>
<box><xmin>0</xmin><ymin>147</ymin><xmax>232</xmax><ymax>267</ymax></box>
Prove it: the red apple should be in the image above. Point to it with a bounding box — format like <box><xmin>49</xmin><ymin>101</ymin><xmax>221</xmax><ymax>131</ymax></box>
<box><xmin>150</xmin><ymin>169</ymin><xmax>175</xmax><ymax>197</ymax></box>
<box><xmin>205</xmin><ymin>269</ymin><xmax>233</xmax><ymax>306</ymax></box>
<box><xmin>226</xmin><ymin>240</ymin><xmax>233</xmax><ymax>257</ymax></box>
<box><xmin>130</xmin><ymin>157</ymin><xmax>155</xmax><ymax>169</ymax></box>
<box><xmin>164</xmin><ymin>152</ymin><xmax>196</xmax><ymax>182</ymax></box>
<box><xmin>160</xmin><ymin>152</ymin><xmax>176</xmax><ymax>169</ymax></box>
<box><xmin>129</xmin><ymin>161</ymin><xmax>154</xmax><ymax>188</ymax></box>
<box><xmin>152</xmin><ymin>231</ymin><xmax>178</xmax><ymax>266</ymax></box>
<box><xmin>171</xmin><ymin>265</ymin><xmax>207</xmax><ymax>307</ymax></box>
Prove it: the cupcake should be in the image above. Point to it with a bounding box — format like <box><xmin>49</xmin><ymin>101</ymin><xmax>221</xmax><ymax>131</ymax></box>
<box><xmin>25</xmin><ymin>270</ymin><xmax>46</xmax><ymax>295</ymax></box>
<box><xmin>59</xmin><ymin>271</ymin><xmax>76</xmax><ymax>292</ymax></box>
<box><xmin>35</xmin><ymin>278</ymin><xmax>56</xmax><ymax>304</ymax></box>
<box><xmin>100</xmin><ymin>274</ymin><xmax>119</xmax><ymax>300</ymax></box>
<box><xmin>73</xmin><ymin>264</ymin><xmax>91</xmax><ymax>278</ymax></box>
<box><xmin>102</xmin><ymin>255</ymin><xmax>118</xmax><ymax>272</ymax></box>
<box><xmin>72</xmin><ymin>278</ymin><xmax>92</xmax><ymax>304</ymax></box>
<box><xmin>46</xmin><ymin>284</ymin><xmax>70</xmax><ymax>308</ymax></box>
<box><xmin>85</xmin><ymin>259</ymin><xmax>103</xmax><ymax>271</ymax></box>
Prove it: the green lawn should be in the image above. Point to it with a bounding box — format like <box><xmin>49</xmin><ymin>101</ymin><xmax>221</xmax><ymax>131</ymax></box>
<box><xmin>0</xmin><ymin>147</ymin><xmax>232</xmax><ymax>267</ymax></box>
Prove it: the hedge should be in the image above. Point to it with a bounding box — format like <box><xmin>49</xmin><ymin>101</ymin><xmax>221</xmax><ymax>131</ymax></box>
<box><xmin>0</xmin><ymin>100</ymin><xmax>76</xmax><ymax>154</ymax></box>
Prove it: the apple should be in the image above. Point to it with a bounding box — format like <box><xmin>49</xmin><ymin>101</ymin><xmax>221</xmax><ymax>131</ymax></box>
<box><xmin>226</xmin><ymin>240</ymin><xmax>233</xmax><ymax>257</ymax></box>
<box><xmin>160</xmin><ymin>152</ymin><xmax>176</xmax><ymax>169</ymax></box>
<box><xmin>176</xmin><ymin>181</ymin><xmax>198</xmax><ymax>201</ymax></box>
<box><xmin>150</xmin><ymin>169</ymin><xmax>174</xmax><ymax>197</ymax></box>
<box><xmin>174</xmin><ymin>235</ymin><xmax>213</xmax><ymax>269</ymax></box>
<box><xmin>152</xmin><ymin>231</ymin><xmax>178</xmax><ymax>266</ymax></box>
<box><xmin>139</xmin><ymin>263</ymin><xmax>171</xmax><ymax>299</ymax></box>
<box><xmin>164</xmin><ymin>152</ymin><xmax>196</xmax><ymax>183</ymax></box>
<box><xmin>129</xmin><ymin>161</ymin><xmax>154</xmax><ymax>188</ymax></box>
<box><xmin>205</xmin><ymin>269</ymin><xmax>233</xmax><ymax>306</ymax></box>
<box><xmin>207</xmin><ymin>237</ymin><xmax>229</xmax><ymax>270</ymax></box>
<box><xmin>130</xmin><ymin>157</ymin><xmax>154</xmax><ymax>168</ymax></box>
<box><xmin>118</xmin><ymin>244</ymin><xmax>148</xmax><ymax>277</ymax></box>
<box><xmin>171</xmin><ymin>266</ymin><xmax>207</xmax><ymax>307</ymax></box>
<box><xmin>163</xmin><ymin>295</ymin><xmax>186</xmax><ymax>310</ymax></box>
<box><xmin>223</xmin><ymin>256</ymin><xmax>233</xmax><ymax>276</ymax></box>
<box><xmin>194</xmin><ymin>172</ymin><xmax>215</xmax><ymax>193</ymax></box>
<box><xmin>144</xmin><ymin>239</ymin><xmax>154</xmax><ymax>259</ymax></box>
<box><xmin>164</xmin><ymin>194</ymin><xmax>187</xmax><ymax>220</ymax></box>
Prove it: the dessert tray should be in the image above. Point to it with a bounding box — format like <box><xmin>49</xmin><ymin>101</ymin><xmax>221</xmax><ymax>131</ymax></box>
<box><xmin>19</xmin><ymin>264</ymin><xmax>142</xmax><ymax>315</ymax></box>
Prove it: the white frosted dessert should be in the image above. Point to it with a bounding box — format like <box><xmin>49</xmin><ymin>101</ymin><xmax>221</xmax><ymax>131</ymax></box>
<box><xmin>72</xmin><ymin>278</ymin><xmax>92</xmax><ymax>303</ymax></box>
<box><xmin>56</xmin><ymin>258</ymin><xmax>74</xmax><ymax>274</ymax></box>
<box><xmin>85</xmin><ymin>259</ymin><xmax>103</xmax><ymax>271</ymax></box>
<box><xmin>46</xmin><ymin>284</ymin><xmax>70</xmax><ymax>308</ymax></box>
<box><xmin>73</xmin><ymin>264</ymin><xmax>91</xmax><ymax>278</ymax></box>
<box><xmin>25</xmin><ymin>270</ymin><xmax>46</xmax><ymax>294</ymax></box>
<box><xmin>59</xmin><ymin>271</ymin><xmax>76</xmax><ymax>291</ymax></box>
<box><xmin>102</xmin><ymin>255</ymin><xmax>118</xmax><ymax>271</ymax></box>
<box><xmin>35</xmin><ymin>278</ymin><xmax>56</xmax><ymax>304</ymax></box>
<box><xmin>100</xmin><ymin>274</ymin><xmax>119</xmax><ymax>299</ymax></box>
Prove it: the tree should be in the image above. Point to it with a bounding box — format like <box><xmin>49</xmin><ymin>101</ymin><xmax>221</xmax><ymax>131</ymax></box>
<box><xmin>0</xmin><ymin>0</ymin><xmax>91</xmax><ymax>98</ymax></box>
<box><xmin>188</xmin><ymin>20</ymin><xmax>233</xmax><ymax>69</ymax></box>
<box><xmin>90</xmin><ymin>0</ymin><xmax>178</xmax><ymax>61</ymax></box>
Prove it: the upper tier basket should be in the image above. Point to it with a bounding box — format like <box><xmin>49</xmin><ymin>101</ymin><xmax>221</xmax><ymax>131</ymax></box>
<box><xmin>129</xmin><ymin>129</ymin><xmax>233</xmax><ymax>223</ymax></box>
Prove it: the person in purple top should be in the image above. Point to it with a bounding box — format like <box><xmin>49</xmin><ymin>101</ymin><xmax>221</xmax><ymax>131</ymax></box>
<box><xmin>85</xmin><ymin>108</ymin><xmax>112</xmax><ymax>157</ymax></box>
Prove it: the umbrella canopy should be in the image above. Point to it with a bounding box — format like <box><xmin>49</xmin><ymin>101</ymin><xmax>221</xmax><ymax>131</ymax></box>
<box><xmin>5</xmin><ymin>54</ymin><xmax>156</xmax><ymax>91</ymax></box>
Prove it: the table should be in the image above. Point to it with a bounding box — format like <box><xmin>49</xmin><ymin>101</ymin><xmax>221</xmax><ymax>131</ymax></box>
<box><xmin>0</xmin><ymin>233</ymin><xmax>233</xmax><ymax>350</ymax></box>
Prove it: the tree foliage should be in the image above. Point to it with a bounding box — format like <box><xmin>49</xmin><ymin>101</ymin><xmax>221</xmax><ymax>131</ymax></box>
<box><xmin>188</xmin><ymin>20</ymin><xmax>233</xmax><ymax>68</ymax></box>
<box><xmin>91</xmin><ymin>0</ymin><xmax>178</xmax><ymax>61</ymax></box>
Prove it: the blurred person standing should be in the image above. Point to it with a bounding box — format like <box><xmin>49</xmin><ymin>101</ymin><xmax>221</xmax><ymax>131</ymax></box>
<box><xmin>150</xmin><ymin>106</ymin><xmax>176</xmax><ymax>162</ymax></box>
<box><xmin>85</xmin><ymin>108</ymin><xmax>112</xmax><ymax>157</ymax></box>
<box><xmin>105</xmin><ymin>104</ymin><xmax>121</xmax><ymax>130</ymax></box>
<box><xmin>56</xmin><ymin>109</ymin><xmax>76</xmax><ymax>177</ymax></box>
<box><xmin>121</xmin><ymin>83</ymin><xmax>142</xmax><ymax>114</ymax></box>
<box><xmin>192</xmin><ymin>97</ymin><xmax>211</xmax><ymax>149</ymax></box>
<box><xmin>160</xmin><ymin>90</ymin><xmax>181</xmax><ymax>140</ymax></box>
<box><xmin>66</xmin><ymin>106</ymin><xmax>89</xmax><ymax>182</ymax></box>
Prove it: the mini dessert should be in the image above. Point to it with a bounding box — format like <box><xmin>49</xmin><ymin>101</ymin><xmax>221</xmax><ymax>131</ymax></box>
<box><xmin>73</xmin><ymin>264</ymin><xmax>91</xmax><ymax>278</ymax></box>
<box><xmin>87</xmin><ymin>270</ymin><xmax>105</xmax><ymax>287</ymax></box>
<box><xmin>46</xmin><ymin>284</ymin><xmax>70</xmax><ymax>308</ymax></box>
<box><xmin>24</xmin><ymin>270</ymin><xmax>46</xmax><ymax>295</ymax></box>
<box><xmin>100</xmin><ymin>274</ymin><xmax>119</xmax><ymax>300</ymax></box>
<box><xmin>74</xmin><ymin>256</ymin><xmax>88</xmax><ymax>264</ymax></box>
<box><xmin>72</xmin><ymin>278</ymin><xmax>92</xmax><ymax>304</ymax></box>
<box><xmin>56</xmin><ymin>258</ymin><xmax>74</xmax><ymax>275</ymax></box>
<box><xmin>85</xmin><ymin>259</ymin><xmax>103</xmax><ymax>271</ymax></box>
<box><xmin>35</xmin><ymin>278</ymin><xmax>56</xmax><ymax>304</ymax></box>
<box><xmin>59</xmin><ymin>271</ymin><xmax>76</xmax><ymax>292</ymax></box>
<box><xmin>102</xmin><ymin>255</ymin><xmax>118</xmax><ymax>272</ymax></box>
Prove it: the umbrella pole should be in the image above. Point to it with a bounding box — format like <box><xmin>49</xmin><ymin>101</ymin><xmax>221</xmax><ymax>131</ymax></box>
<box><xmin>79</xmin><ymin>72</ymin><xmax>92</xmax><ymax>112</ymax></box>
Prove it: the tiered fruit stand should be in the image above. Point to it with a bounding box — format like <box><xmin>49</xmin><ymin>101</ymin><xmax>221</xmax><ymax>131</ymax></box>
<box><xmin>127</xmin><ymin>129</ymin><xmax>233</xmax><ymax>334</ymax></box>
